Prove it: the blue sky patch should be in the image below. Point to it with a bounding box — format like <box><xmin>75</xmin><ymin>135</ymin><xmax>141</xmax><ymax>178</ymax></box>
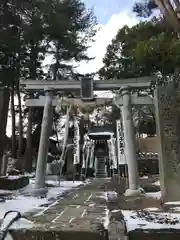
<box><xmin>83</xmin><ymin>0</ymin><xmax>134</xmax><ymax>24</ymax></box>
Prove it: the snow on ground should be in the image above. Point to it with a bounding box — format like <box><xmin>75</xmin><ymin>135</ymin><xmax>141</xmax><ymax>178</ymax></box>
<box><xmin>0</xmin><ymin>180</ymin><xmax>86</xmax><ymax>221</ymax></box>
<box><xmin>1</xmin><ymin>211</ymin><xmax>35</xmax><ymax>231</ymax></box>
<box><xmin>143</xmin><ymin>207</ymin><xmax>160</xmax><ymax>211</ymax></box>
<box><xmin>7</xmin><ymin>176</ymin><xmax>24</xmax><ymax>180</ymax></box>
<box><xmin>122</xmin><ymin>210</ymin><xmax>180</xmax><ymax>232</ymax></box>
<box><xmin>103</xmin><ymin>208</ymin><xmax>110</xmax><ymax>229</ymax></box>
<box><xmin>163</xmin><ymin>201</ymin><xmax>180</xmax><ymax>212</ymax></box>
<box><xmin>100</xmin><ymin>191</ymin><xmax>118</xmax><ymax>201</ymax></box>
<box><xmin>145</xmin><ymin>191</ymin><xmax>161</xmax><ymax>200</ymax></box>
<box><xmin>165</xmin><ymin>201</ymin><xmax>180</xmax><ymax>205</ymax></box>
<box><xmin>0</xmin><ymin>195</ymin><xmax>48</xmax><ymax>218</ymax></box>
<box><xmin>140</xmin><ymin>176</ymin><xmax>149</xmax><ymax>179</ymax></box>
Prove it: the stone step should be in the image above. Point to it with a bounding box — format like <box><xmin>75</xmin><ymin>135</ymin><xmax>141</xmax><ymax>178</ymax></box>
<box><xmin>96</xmin><ymin>156</ymin><xmax>107</xmax><ymax>178</ymax></box>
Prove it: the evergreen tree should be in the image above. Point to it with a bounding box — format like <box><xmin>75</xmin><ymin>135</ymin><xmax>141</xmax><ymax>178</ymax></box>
<box><xmin>99</xmin><ymin>19</ymin><xmax>180</xmax><ymax>79</ymax></box>
<box><xmin>0</xmin><ymin>0</ymin><xmax>97</xmax><ymax>168</ymax></box>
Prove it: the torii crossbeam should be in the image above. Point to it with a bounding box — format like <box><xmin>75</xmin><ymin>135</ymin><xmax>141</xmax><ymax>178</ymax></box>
<box><xmin>25</xmin><ymin>95</ymin><xmax>153</xmax><ymax>107</ymax></box>
<box><xmin>20</xmin><ymin>76</ymin><xmax>154</xmax><ymax>92</ymax></box>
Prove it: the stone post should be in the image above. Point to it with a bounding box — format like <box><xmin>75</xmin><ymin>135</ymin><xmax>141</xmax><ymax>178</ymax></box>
<box><xmin>35</xmin><ymin>90</ymin><xmax>53</xmax><ymax>189</ymax></box>
<box><xmin>120</xmin><ymin>86</ymin><xmax>141</xmax><ymax>196</ymax></box>
<box><xmin>154</xmin><ymin>83</ymin><xmax>180</xmax><ymax>202</ymax></box>
<box><xmin>85</xmin><ymin>145</ymin><xmax>90</xmax><ymax>177</ymax></box>
<box><xmin>1</xmin><ymin>153</ymin><xmax>8</xmax><ymax>176</ymax></box>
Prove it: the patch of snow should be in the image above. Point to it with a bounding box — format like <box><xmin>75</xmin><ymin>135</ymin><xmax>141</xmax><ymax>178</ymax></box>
<box><xmin>0</xmin><ymin>180</ymin><xmax>85</xmax><ymax>221</ymax></box>
<box><xmin>169</xmin><ymin>207</ymin><xmax>180</xmax><ymax>212</ymax></box>
<box><xmin>107</xmin><ymin>191</ymin><xmax>118</xmax><ymax>202</ymax></box>
<box><xmin>29</xmin><ymin>178</ymin><xmax>84</xmax><ymax>188</ymax></box>
<box><xmin>145</xmin><ymin>191</ymin><xmax>161</xmax><ymax>200</ymax></box>
<box><xmin>0</xmin><ymin>196</ymin><xmax>48</xmax><ymax>219</ymax></box>
<box><xmin>164</xmin><ymin>202</ymin><xmax>180</xmax><ymax>212</ymax></box>
<box><xmin>89</xmin><ymin>203</ymin><xmax>95</xmax><ymax>207</ymax></box>
<box><xmin>0</xmin><ymin>190</ymin><xmax>12</xmax><ymax>195</ymax></box>
<box><xmin>153</xmin><ymin>180</ymin><xmax>160</xmax><ymax>186</ymax></box>
<box><xmin>140</xmin><ymin>176</ymin><xmax>149</xmax><ymax>179</ymax></box>
<box><xmin>122</xmin><ymin>210</ymin><xmax>180</xmax><ymax>232</ymax></box>
<box><xmin>112</xmin><ymin>209</ymin><xmax>121</xmax><ymax>213</ymax></box>
<box><xmin>100</xmin><ymin>190</ymin><xmax>118</xmax><ymax>202</ymax></box>
<box><xmin>47</xmin><ymin>181</ymin><xmax>83</xmax><ymax>199</ymax></box>
<box><xmin>165</xmin><ymin>201</ymin><xmax>180</xmax><ymax>205</ymax></box>
<box><xmin>4</xmin><ymin>175</ymin><xmax>23</xmax><ymax>180</ymax></box>
<box><xmin>103</xmin><ymin>208</ymin><xmax>110</xmax><ymax>229</ymax></box>
<box><xmin>24</xmin><ymin>172</ymin><xmax>35</xmax><ymax>177</ymax></box>
<box><xmin>143</xmin><ymin>207</ymin><xmax>160</xmax><ymax>211</ymax></box>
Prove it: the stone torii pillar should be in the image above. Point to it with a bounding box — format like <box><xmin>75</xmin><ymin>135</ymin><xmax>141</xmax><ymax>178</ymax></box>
<box><xmin>35</xmin><ymin>90</ymin><xmax>53</xmax><ymax>190</ymax></box>
<box><xmin>120</xmin><ymin>86</ymin><xmax>142</xmax><ymax>196</ymax></box>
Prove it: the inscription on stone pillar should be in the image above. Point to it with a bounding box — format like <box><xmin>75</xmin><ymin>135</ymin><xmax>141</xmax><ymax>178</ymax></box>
<box><xmin>155</xmin><ymin>82</ymin><xmax>180</xmax><ymax>201</ymax></box>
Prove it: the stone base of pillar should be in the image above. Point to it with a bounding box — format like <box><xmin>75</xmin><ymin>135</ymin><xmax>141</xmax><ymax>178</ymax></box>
<box><xmin>124</xmin><ymin>188</ymin><xmax>144</xmax><ymax>197</ymax></box>
<box><xmin>24</xmin><ymin>187</ymin><xmax>48</xmax><ymax>197</ymax></box>
<box><xmin>46</xmin><ymin>163</ymin><xmax>52</xmax><ymax>175</ymax></box>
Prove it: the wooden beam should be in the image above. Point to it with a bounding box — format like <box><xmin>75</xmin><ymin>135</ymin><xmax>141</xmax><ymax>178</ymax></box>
<box><xmin>21</xmin><ymin>76</ymin><xmax>155</xmax><ymax>92</ymax></box>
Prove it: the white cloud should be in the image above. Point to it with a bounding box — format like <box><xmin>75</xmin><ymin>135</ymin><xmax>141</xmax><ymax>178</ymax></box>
<box><xmin>77</xmin><ymin>11</ymin><xmax>138</xmax><ymax>74</ymax></box>
<box><xmin>43</xmin><ymin>11</ymin><xmax>138</xmax><ymax>76</ymax></box>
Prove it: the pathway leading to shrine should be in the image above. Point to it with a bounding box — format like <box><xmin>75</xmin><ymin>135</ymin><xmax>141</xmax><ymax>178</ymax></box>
<box><xmin>11</xmin><ymin>178</ymin><xmax>110</xmax><ymax>240</ymax></box>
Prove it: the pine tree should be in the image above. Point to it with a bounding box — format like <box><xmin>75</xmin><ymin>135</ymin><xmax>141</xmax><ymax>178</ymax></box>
<box><xmin>0</xmin><ymin>0</ymin><xmax>97</xmax><ymax>169</ymax></box>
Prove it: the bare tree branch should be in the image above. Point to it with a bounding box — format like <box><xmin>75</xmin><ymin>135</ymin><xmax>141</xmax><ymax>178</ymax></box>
<box><xmin>155</xmin><ymin>0</ymin><xmax>180</xmax><ymax>31</ymax></box>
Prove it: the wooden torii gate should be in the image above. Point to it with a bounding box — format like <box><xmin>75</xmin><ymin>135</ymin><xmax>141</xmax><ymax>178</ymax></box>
<box><xmin>21</xmin><ymin>76</ymin><xmax>155</xmax><ymax>195</ymax></box>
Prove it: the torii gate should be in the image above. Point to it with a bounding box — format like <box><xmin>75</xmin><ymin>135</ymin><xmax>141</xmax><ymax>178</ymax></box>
<box><xmin>21</xmin><ymin>76</ymin><xmax>155</xmax><ymax>196</ymax></box>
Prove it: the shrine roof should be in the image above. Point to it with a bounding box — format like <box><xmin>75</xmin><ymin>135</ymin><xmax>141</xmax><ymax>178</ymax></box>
<box><xmin>88</xmin><ymin>131</ymin><xmax>113</xmax><ymax>136</ymax></box>
<box><xmin>88</xmin><ymin>125</ymin><xmax>114</xmax><ymax>137</ymax></box>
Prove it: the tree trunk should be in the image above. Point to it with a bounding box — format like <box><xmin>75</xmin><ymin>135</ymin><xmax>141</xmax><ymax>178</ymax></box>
<box><xmin>17</xmin><ymin>90</ymin><xmax>23</xmax><ymax>157</ymax></box>
<box><xmin>11</xmin><ymin>85</ymin><xmax>17</xmax><ymax>159</ymax></box>
<box><xmin>25</xmin><ymin>107</ymin><xmax>33</xmax><ymax>172</ymax></box>
<box><xmin>25</xmin><ymin>41</ymin><xmax>39</xmax><ymax>168</ymax></box>
<box><xmin>0</xmin><ymin>88</ymin><xmax>10</xmax><ymax>160</ymax></box>
<box><xmin>164</xmin><ymin>0</ymin><xmax>180</xmax><ymax>25</ymax></box>
<box><xmin>155</xmin><ymin>0</ymin><xmax>180</xmax><ymax>31</ymax></box>
<box><xmin>53</xmin><ymin>42</ymin><xmax>60</xmax><ymax>80</ymax></box>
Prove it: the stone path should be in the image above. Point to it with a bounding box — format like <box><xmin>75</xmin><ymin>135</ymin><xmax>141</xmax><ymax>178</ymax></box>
<box><xmin>9</xmin><ymin>176</ymin><xmax>166</xmax><ymax>240</ymax></box>
<box><xmin>11</xmin><ymin>179</ymin><xmax>110</xmax><ymax>240</ymax></box>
